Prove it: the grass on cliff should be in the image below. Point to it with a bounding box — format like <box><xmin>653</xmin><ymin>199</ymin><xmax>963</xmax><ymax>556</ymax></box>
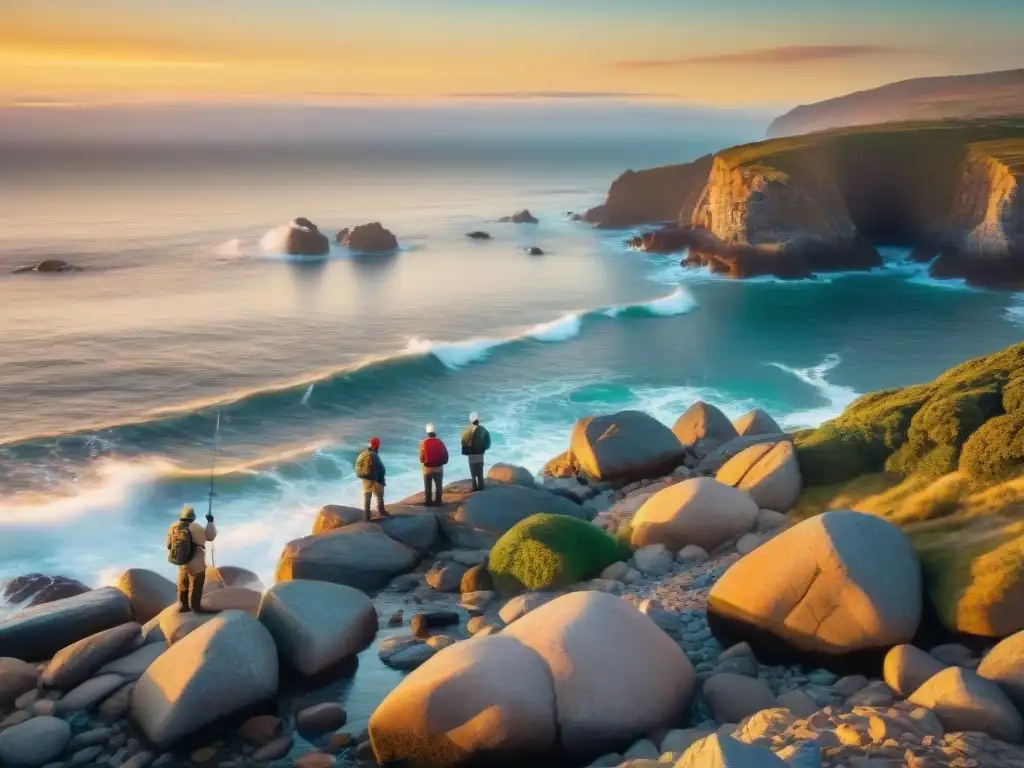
<box><xmin>488</xmin><ymin>513</ymin><xmax>627</xmax><ymax>596</ymax></box>
<box><xmin>794</xmin><ymin>341</ymin><xmax>1024</xmax><ymax>488</ymax></box>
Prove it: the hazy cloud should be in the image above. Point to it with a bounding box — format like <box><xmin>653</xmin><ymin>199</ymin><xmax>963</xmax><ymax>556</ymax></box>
<box><xmin>448</xmin><ymin>91</ymin><xmax>671</xmax><ymax>99</ymax></box>
<box><xmin>619</xmin><ymin>45</ymin><xmax>901</xmax><ymax>69</ymax></box>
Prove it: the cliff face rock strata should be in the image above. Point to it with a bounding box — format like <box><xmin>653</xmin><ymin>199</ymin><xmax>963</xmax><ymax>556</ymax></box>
<box><xmin>618</xmin><ymin>120</ymin><xmax>1024</xmax><ymax>285</ymax></box>
<box><xmin>930</xmin><ymin>142</ymin><xmax>1024</xmax><ymax>287</ymax></box>
<box><xmin>583</xmin><ymin>155</ymin><xmax>713</xmax><ymax>229</ymax></box>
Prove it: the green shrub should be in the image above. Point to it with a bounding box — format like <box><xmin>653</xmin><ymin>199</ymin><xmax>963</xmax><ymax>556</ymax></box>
<box><xmin>795</xmin><ymin>342</ymin><xmax>1024</xmax><ymax>487</ymax></box>
<box><xmin>488</xmin><ymin>513</ymin><xmax>626</xmax><ymax>596</ymax></box>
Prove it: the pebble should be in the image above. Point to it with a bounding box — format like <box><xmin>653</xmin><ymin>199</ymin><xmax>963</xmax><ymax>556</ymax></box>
<box><xmin>297</xmin><ymin>703</ymin><xmax>348</xmax><ymax>737</ymax></box>
<box><xmin>70</xmin><ymin>746</ymin><xmax>104</xmax><ymax>764</ymax></box>
<box><xmin>190</xmin><ymin>747</ymin><xmax>217</xmax><ymax>762</ymax></box>
<box><xmin>808</xmin><ymin>669</ymin><xmax>839</xmax><ymax>686</ymax></box>
<box><xmin>251</xmin><ymin>735</ymin><xmax>294</xmax><ymax>762</ymax></box>
<box><xmin>387</xmin><ymin>610</ymin><xmax>404</xmax><ymax>627</ymax></box>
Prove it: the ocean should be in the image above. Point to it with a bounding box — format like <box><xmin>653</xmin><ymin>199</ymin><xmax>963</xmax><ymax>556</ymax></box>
<box><xmin>2</xmin><ymin>133</ymin><xmax>1023</xmax><ymax>599</ymax></box>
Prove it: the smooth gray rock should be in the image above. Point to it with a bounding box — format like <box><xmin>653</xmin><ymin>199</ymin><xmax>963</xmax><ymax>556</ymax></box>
<box><xmin>378</xmin><ymin>637</ymin><xmax>436</xmax><ymax>670</ymax></box>
<box><xmin>487</xmin><ymin>463</ymin><xmax>536</xmax><ymax>488</ymax></box>
<box><xmin>440</xmin><ymin>485</ymin><xmax>588</xmax><ymax>548</ymax></box>
<box><xmin>0</xmin><ymin>658</ymin><xmax>39</xmax><ymax>708</ymax></box>
<box><xmin>376</xmin><ymin>509</ymin><xmax>439</xmax><ymax>554</ymax></box>
<box><xmin>0</xmin><ymin>588</ymin><xmax>132</xmax><ymax>662</ymax></box>
<box><xmin>56</xmin><ymin>674</ymin><xmax>129</xmax><ymax>713</ymax></box>
<box><xmin>113</xmin><ymin>570</ymin><xmax>176</xmax><ymax>625</ymax></box>
<box><xmin>0</xmin><ymin>716</ymin><xmax>71</xmax><ymax>767</ymax></box>
<box><xmin>258</xmin><ymin>580</ymin><xmax>377</xmax><ymax>676</ymax></box>
<box><xmin>275</xmin><ymin>523</ymin><xmax>419</xmax><ymax>590</ymax></box>
<box><xmin>130</xmin><ymin>612</ymin><xmax>279</xmax><ymax>748</ymax></box>
<box><xmin>41</xmin><ymin>622</ymin><xmax>141</xmax><ymax>690</ymax></box>
<box><xmin>97</xmin><ymin>641</ymin><xmax>167</xmax><ymax>681</ymax></box>
<box><xmin>909</xmin><ymin>666</ymin><xmax>1024</xmax><ymax>743</ymax></box>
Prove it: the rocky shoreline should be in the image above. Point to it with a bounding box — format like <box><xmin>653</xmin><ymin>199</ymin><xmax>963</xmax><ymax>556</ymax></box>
<box><xmin>2</xmin><ymin>343</ymin><xmax>1023</xmax><ymax>768</ymax></box>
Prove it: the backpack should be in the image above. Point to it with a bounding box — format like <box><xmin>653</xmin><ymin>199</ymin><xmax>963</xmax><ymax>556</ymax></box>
<box><xmin>422</xmin><ymin>437</ymin><xmax>449</xmax><ymax>467</ymax></box>
<box><xmin>354</xmin><ymin>450</ymin><xmax>373</xmax><ymax>479</ymax></box>
<box><xmin>167</xmin><ymin>521</ymin><xmax>195</xmax><ymax>567</ymax></box>
<box><xmin>467</xmin><ymin>425</ymin><xmax>491</xmax><ymax>455</ymax></box>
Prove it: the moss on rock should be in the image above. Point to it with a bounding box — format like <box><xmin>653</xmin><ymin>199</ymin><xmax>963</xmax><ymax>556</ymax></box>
<box><xmin>488</xmin><ymin>513</ymin><xmax>626</xmax><ymax>596</ymax></box>
<box><xmin>795</xmin><ymin>342</ymin><xmax>1024</xmax><ymax>486</ymax></box>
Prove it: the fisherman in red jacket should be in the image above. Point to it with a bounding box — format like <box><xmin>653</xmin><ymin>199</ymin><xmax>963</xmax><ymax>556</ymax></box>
<box><xmin>419</xmin><ymin>423</ymin><xmax>450</xmax><ymax>506</ymax></box>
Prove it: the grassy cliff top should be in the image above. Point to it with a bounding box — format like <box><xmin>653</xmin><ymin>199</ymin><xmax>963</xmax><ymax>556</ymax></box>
<box><xmin>719</xmin><ymin>117</ymin><xmax>1024</xmax><ymax>176</ymax></box>
<box><xmin>795</xmin><ymin>340</ymin><xmax>1024</xmax><ymax>489</ymax></box>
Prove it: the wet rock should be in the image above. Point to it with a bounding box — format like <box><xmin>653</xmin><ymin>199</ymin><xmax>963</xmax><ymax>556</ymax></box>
<box><xmin>0</xmin><ymin>587</ymin><xmax>132</xmax><ymax>662</ymax></box>
<box><xmin>251</xmin><ymin>734</ymin><xmax>293</xmax><ymax>762</ymax></box>
<box><xmin>499</xmin><ymin>210</ymin><xmax>538</xmax><ymax>224</ymax></box>
<box><xmin>296</xmin><ymin>703</ymin><xmax>347</xmax><ymax>737</ymax></box>
<box><xmin>425</xmin><ymin>563</ymin><xmax>466</xmax><ymax>593</ymax></box>
<box><xmin>378</xmin><ymin>637</ymin><xmax>435</xmax><ymax>670</ymax></box>
<box><xmin>459</xmin><ymin>590</ymin><xmax>497</xmax><ymax>612</ymax></box>
<box><xmin>11</xmin><ymin>259</ymin><xmax>81</xmax><ymax>275</ymax></box>
<box><xmin>526</xmin><ymin>247</ymin><xmax>544</xmax><ymax>255</ymax></box>
<box><xmin>466</xmin><ymin>231</ymin><xmax>491</xmax><ymax>240</ymax></box>
<box><xmin>387</xmin><ymin>610</ymin><xmax>404</xmax><ymax>627</ymax></box>
<box><xmin>460</xmin><ymin>564</ymin><xmax>492</xmax><ymax>594</ymax></box>
<box><xmin>339</xmin><ymin>222</ymin><xmax>399</xmax><ymax>254</ymax></box>
<box><xmin>237</xmin><ymin>715</ymin><xmax>282</xmax><ymax>745</ymax></box>
<box><xmin>277</xmin><ymin>218</ymin><xmax>329</xmax><ymax>256</ymax></box>
<box><xmin>0</xmin><ymin>716</ymin><xmax>71</xmax><ymax>767</ymax></box>
<box><xmin>410</xmin><ymin>612</ymin><xmax>459</xmax><ymax>638</ymax></box>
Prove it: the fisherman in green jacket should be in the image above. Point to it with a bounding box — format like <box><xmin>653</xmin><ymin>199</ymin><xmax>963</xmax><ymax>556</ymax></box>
<box><xmin>355</xmin><ymin>437</ymin><xmax>388</xmax><ymax>520</ymax></box>
<box><xmin>460</xmin><ymin>412</ymin><xmax>492</xmax><ymax>491</ymax></box>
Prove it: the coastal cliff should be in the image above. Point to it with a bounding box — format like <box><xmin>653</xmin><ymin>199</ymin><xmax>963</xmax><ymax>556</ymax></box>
<box><xmin>582</xmin><ymin>154</ymin><xmax>712</xmax><ymax>228</ymax></box>
<box><xmin>928</xmin><ymin>141</ymin><xmax>1024</xmax><ymax>287</ymax></box>
<box><xmin>605</xmin><ymin>119</ymin><xmax>1024</xmax><ymax>286</ymax></box>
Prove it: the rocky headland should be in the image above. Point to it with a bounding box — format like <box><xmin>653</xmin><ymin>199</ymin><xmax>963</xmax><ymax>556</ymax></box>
<box><xmin>2</xmin><ymin>342</ymin><xmax>1024</xmax><ymax>768</ymax></box>
<box><xmin>768</xmin><ymin>68</ymin><xmax>1024</xmax><ymax>138</ymax></box>
<box><xmin>588</xmin><ymin>118</ymin><xmax>1024</xmax><ymax>287</ymax></box>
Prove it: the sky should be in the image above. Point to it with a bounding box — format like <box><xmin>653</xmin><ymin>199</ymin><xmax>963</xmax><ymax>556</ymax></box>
<box><xmin>2</xmin><ymin>0</ymin><xmax>1024</xmax><ymax>109</ymax></box>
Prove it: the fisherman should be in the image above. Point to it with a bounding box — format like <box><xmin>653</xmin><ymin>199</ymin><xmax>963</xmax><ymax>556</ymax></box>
<box><xmin>419</xmin><ymin>423</ymin><xmax>450</xmax><ymax>506</ymax></box>
<box><xmin>355</xmin><ymin>437</ymin><xmax>388</xmax><ymax>520</ymax></box>
<box><xmin>166</xmin><ymin>504</ymin><xmax>217</xmax><ymax>613</ymax></box>
<box><xmin>460</xmin><ymin>411</ymin><xmax>492</xmax><ymax>491</ymax></box>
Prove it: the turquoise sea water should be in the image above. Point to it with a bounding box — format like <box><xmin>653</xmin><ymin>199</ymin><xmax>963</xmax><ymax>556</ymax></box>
<box><xmin>1</xmin><ymin>136</ymin><xmax>1022</xmax><ymax>594</ymax></box>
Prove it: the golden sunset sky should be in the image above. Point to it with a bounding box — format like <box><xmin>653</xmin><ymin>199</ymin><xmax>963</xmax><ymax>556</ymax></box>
<box><xmin>3</xmin><ymin>0</ymin><xmax>1023</xmax><ymax>107</ymax></box>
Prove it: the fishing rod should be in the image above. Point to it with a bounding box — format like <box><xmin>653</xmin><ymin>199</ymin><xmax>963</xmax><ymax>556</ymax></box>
<box><xmin>207</xmin><ymin>411</ymin><xmax>220</xmax><ymax>567</ymax></box>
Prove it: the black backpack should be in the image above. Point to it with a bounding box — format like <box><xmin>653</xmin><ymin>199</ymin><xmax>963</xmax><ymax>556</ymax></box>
<box><xmin>167</xmin><ymin>521</ymin><xmax>195</xmax><ymax>566</ymax></box>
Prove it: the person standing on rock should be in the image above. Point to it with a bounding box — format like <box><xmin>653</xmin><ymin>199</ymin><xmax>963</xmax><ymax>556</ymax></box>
<box><xmin>355</xmin><ymin>437</ymin><xmax>388</xmax><ymax>520</ymax></box>
<box><xmin>167</xmin><ymin>504</ymin><xmax>217</xmax><ymax>613</ymax></box>
<box><xmin>460</xmin><ymin>412</ymin><xmax>492</xmax><ymax>491</ymax></box>
<box><xmin>419</xmin><ymin>423</ymin><xmax>450</xmax><ymax>506</ymax></box>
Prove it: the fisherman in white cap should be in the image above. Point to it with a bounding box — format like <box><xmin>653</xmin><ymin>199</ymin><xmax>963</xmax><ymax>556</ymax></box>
<box><xmin>418</xmin><ymin>423</ymin><xmax>450</xmax><ymax>506</ymax></box>
<box><xmin>460</xmin><ymin>411</ymin><xmax>492</xmax><ymax>492</ymax></box>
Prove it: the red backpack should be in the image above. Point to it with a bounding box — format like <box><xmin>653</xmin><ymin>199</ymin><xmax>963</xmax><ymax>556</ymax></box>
<box><xmin>421</xmin><ymin>437</ymin><xmax>449</xmax><ymax>468</ymax></box>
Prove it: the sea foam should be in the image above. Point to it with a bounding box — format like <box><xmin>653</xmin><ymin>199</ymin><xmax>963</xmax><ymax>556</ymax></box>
<box><xmin>768</xmin><ymin>353</ymin><xmax>859</xmax><ymax>429</ymax></box>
